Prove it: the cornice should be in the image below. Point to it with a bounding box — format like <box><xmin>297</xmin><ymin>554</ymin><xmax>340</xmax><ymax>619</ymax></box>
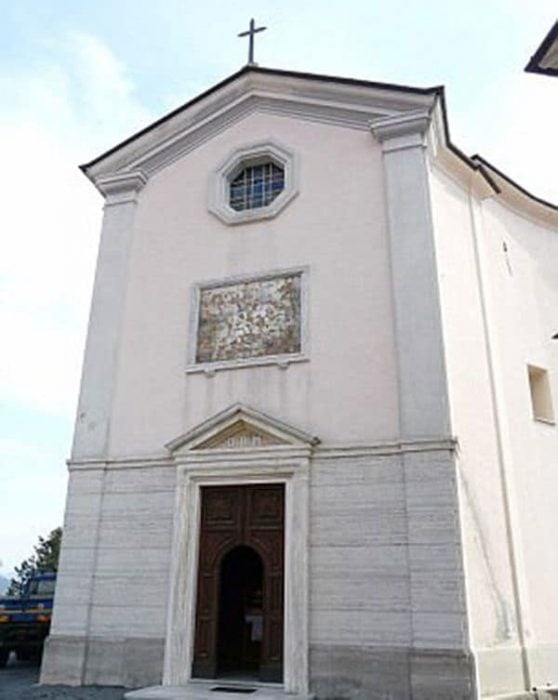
<box><xmin>370</xmin><ymin>109</ymin><xmax>431</xmax><ymax>144</ymax></box>
<box><xmin>67</xmin><ymin>456</ymin><xmax>174</xmax><ymax>471</ymax></box>
<box><xmin>126</xmin><ymin>93</ymin><xmax>389</xmax><ymax>178</ymax></box>
<box><xmin>313</xmin><ymin>437</ymin><xmax>457</xmax><ymax>460</ymax></box>
<box><xmin>87</xmin><ymin>94</ymin><xmax>393</xmax><ymax>187</ymax></box>
<box><xmin>179</xmin><ymin>446</ymin><xmax>314</xmax><ymax>467</ymax></box>
<box><xmin>95</xmin><ymin>170</ymin><xmax>148</xmax><ymax>204</ymax></box>
<box><xmin>67</xmin><ymin>435</ymin><xmax>457</xmax><ymax>470</ymax></box>
<box><xmin>81</xmin><ymin>65</ymin><xmax>442</xmax><ymax>171</ymax></box>
<box><xmin>82</xmin><ymin>71</ymin><xmax>438</xmax><ymax>189</ymax></box>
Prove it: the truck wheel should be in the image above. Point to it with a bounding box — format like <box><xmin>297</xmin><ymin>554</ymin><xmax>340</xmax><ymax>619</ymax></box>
<box><xmin>0</xmin><ymin>649</ymin><xmax>9</xmax><ymax>668</ymax></box>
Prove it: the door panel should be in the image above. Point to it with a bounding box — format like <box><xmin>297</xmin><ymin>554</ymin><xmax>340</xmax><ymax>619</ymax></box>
<box><xmin>192</xmin><ymin>484</ymin><xmax>284</xmax><ymax>682</ymax></box>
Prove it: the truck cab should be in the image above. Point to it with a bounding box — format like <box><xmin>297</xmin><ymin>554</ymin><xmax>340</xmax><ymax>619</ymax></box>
<box><xmin>0</xmin><ymin>572</ymin><xmax>56</xmax><ymax>666</ymax></box>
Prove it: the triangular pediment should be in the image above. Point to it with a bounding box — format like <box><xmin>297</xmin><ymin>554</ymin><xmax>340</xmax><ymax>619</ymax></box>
<box><xmin>82</xmin><ymin>66</ymin><xmax>440</xmax><ymax>188</ymax></box>
<box><xmin>165</xmin><ymin>403</ymin><xmax>319</xmax><ymax>454</ymax></box>
<box><xmin>195</xmin><ymin>419</ymin><xmax>287</xmax><ymax>449</ymax></box>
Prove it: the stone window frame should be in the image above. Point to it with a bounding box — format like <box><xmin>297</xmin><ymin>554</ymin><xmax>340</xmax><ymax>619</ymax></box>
<box><xmin>186</xmin><ymin>267</ymin><xmax>310</xmax><ymax>375</ymax></box>
<box><xmin>208</xmin><ymin>140</ymin><xmax>299</xmax><ymax>225</ymax></box>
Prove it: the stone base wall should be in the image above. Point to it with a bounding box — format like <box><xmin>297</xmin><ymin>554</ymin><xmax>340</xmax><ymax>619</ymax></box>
<box><xmin>310</xmin><ymin>644</ymin><xmax>476</xmax><ymax>700</ymax></box>
<box><xmin>308</xmin><ymin>448</ymin><xmax>473</xmax><ymax>699</ymax></box>
<box><xmin>474</xmin><ymin>643</ymin><xmax>558</xmax><ymax>698</ymax></box>
<box><xmin>40</xmin><ymin>635</ymin><xmax>165</xmax><ymax>688</ymax></box>
<box><xmin>40</xmin><ymin>635</ymin><xmax>87</xmax><ymax>686</ymax></box>
<box><xmin>485</xmin><ymin>695</ymin><xmax>535</xmax><ymax>700</ymax></box>
<box><xmin>485</xmin><ymin>694</ymin><xmax>558</xmax><ymax>700</ymax></box>
<box><xmin>42</xmin><ymin>443</ymin><xmax>481</xmax><ymax>696</ymax></box>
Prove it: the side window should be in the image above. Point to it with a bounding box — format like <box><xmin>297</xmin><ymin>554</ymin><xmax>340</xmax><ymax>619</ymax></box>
<box><xmin>527</xmin><ymin>365</ymin><xmax>555</xmax><ymax>423</ymax></box>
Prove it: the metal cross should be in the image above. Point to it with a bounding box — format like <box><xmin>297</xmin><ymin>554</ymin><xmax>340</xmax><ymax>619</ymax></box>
<box><xmin>238</xmin><ymin>18</ymin><xmax>267</xmax><ymax>65</ymax></box>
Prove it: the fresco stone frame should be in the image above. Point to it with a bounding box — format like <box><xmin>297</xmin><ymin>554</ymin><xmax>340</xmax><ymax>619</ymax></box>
<box><xmin>186</xmin><ymin>267</ymin><xmax>309</xmax><ymax>374</ymax></box>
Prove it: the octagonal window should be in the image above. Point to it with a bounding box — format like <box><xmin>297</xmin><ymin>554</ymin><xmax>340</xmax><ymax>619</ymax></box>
<box><xmin>229</xmin><ymin>161</ymin><xmax>285</xmax><ymax>212</ymax></box>
<box><xmin>209</xmin><ymin>140</ymin><xmax>299</xmax><ymax>225</ymax></box>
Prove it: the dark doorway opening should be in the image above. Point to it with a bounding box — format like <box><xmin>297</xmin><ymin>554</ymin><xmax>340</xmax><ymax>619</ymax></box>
<box><xmin>217</xmin><ymin>546</ymin><xmax>264</xmax><ymax>678</ymax></box>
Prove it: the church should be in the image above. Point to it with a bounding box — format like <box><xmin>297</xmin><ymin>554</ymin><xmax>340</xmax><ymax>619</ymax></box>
<box><xmin>40</xmin><ymin>55</ymin><xmax>558</xmax><ymax>700</ymax></box>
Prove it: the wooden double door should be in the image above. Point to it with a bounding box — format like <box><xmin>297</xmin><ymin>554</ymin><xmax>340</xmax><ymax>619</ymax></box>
<box><xmin>192</xmin><ymin>484</ymin><xmax>284</xmax><ymax>682</ymax></box>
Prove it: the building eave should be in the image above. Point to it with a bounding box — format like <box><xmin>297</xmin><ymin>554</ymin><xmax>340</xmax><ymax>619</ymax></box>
<box><xmin>425</xmin><ymin>92</ymin><xmax>557</xmax><ymax>227</ymax></box>
<box><xmin>525</xmin><ymin>21</ymin><xmax>558</xmax><ymax>76</ymax></box>
<box><xmin>469</xmin><ymin>154</ymin><xmax>558</xmax><ymax>226</ymax></box>
<box><xmin>471</xmin><ymin>154</ymin><xmax>558</xmax><ymax>212</ymax></box>
<box><xmin>431</xmin><ymin>89</ymin><xmax>501</xmax><ymax>197</ymax></box>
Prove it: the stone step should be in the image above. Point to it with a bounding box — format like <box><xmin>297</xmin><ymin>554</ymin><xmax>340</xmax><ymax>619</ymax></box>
<box><xmin>125</xmin><ymin>681</ymin><xmax>314</xmax><ymax>700</ymax></box>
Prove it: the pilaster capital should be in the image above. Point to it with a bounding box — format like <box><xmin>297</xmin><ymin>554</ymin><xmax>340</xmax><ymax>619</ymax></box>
<box><xmin>95</xmin><ymin>170</ymin><xmax>148</xmax><ymax>205</ymax></box>
<box><xmin>370</xmin><ymin>110</ymin><xmax>431</xmax><ymax>152</ymax></box>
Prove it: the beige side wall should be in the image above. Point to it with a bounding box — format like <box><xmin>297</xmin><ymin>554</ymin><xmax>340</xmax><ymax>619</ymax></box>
<box><xmin>479</xmin><ymin>198</ymin><xmax>558</xmax><ymax>689</ymax></box>
<box><xmin>107</xmin><ymin>112</ymin><xmax>399</xmax><ymax>456</ymax></box>
<box><xmin>430</xmin><ymin>163</ymin><xmax>558</xmax><ymax>696</ymax></box>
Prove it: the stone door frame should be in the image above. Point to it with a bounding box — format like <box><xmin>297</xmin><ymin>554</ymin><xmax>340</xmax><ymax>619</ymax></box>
<box><xmin>162</xmin><ymin>450</ymin><xmax>311</xmax><ymax>694</ymax></box>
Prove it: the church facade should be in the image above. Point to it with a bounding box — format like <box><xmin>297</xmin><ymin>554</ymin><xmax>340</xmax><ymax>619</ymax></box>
<box><xmin>40</xmin><ymin>66</ymin><xmax>558</xmax><ymax>699</ymax></box>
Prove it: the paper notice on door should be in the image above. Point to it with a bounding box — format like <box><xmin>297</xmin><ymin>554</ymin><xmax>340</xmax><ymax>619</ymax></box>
<box><xmin>245</xmin><ymin>614</ymin><xmax>263</xmax><ymax>641</ymax></box>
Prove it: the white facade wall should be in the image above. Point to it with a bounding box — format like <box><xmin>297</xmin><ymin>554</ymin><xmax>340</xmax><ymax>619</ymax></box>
<box><xmin>42</xmin><ymin>68</ymin><xmax>557</xmax><ymax>700</ymax></box>
<box><xmin>44</xmin><ymin>106</ymin><xmax>473</xmax><ymax>696</ymax></box>
<box><xmin>105</xmin><ymin>112</ymin><xmax>399</xmax><ymax>457</ymax></box>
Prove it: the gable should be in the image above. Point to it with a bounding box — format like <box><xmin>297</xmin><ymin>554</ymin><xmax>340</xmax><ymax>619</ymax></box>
<box><xmin>81</xmin><ymin>66</ymin><xmax>440</xmax><ymax>188</ymax></box>
<box><xmin>165</xmin><ymin>403</ymin><xmax>319</xmax><ymax>454</ymax></box>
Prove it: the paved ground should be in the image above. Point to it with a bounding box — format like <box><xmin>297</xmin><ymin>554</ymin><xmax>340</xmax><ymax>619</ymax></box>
<box><xmin>0</xmin><ymin>656</ymin><xmax>125</xmax><ymax>700</ymax></box>
<box><xmin>0</xmin><ymin>658</ymin><xmax>310</xmax><ymax>700</ymax></box>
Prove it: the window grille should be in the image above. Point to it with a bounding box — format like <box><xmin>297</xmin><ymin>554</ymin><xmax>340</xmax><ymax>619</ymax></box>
<box><xmin>229</xmin><ymin>162</ymin><xmax>285</xmax><ymax>212</ymax></box>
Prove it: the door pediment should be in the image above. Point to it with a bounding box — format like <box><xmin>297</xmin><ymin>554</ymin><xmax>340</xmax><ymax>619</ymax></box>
<box><xmin>165</xmin><ymin>403</ymin><xmax>319</xmax><ymax>454</ymax></box>
<box><xmin>195</xmin><ymin>419</ymin><xmax>287</xmax><ymax>449</ymax></box>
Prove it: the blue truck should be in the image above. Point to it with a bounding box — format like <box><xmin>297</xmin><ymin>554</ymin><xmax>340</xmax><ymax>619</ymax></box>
<box><xmin>0</xmin><ymin>572</ymin><xmax>56</xmax><ymax>667</ymax></box>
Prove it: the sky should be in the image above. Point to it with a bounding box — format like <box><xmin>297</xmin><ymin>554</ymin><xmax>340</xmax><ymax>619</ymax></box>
<box><xmin>0</xmin><ymin>0</ymin><xmax>557</xmax><ymax>577</ymax></box>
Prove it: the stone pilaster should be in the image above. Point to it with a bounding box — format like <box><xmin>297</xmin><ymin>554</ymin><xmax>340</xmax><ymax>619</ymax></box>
<box><xmin>371</xmin><ymin>111</ymin><xmax>450</xmax><ymax>440</ymax></box>
<box><xmin>371</xmin><ymin>113</ymin><xmax>476</xmax><ymax>699</ymax></box>
<box><xmin>72</xmin><ymin>171</ymin><xmax>147</xmax><ymax>459</ymax></box>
